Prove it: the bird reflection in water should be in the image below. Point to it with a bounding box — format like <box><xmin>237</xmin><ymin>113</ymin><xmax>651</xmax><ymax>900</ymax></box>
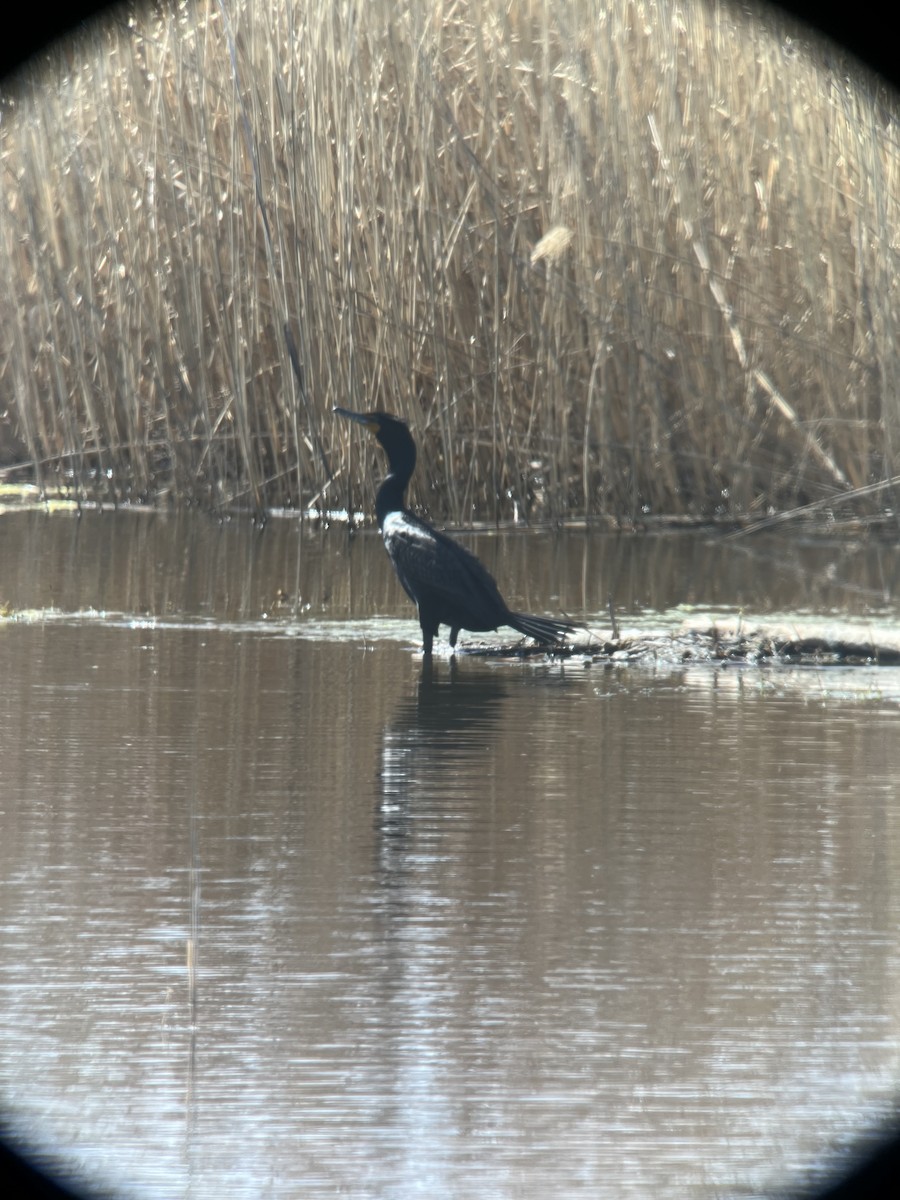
<box><xmin>374</xmin><ymin>659</ymin><xmax>508</xmax><ymax>879</ymax></box>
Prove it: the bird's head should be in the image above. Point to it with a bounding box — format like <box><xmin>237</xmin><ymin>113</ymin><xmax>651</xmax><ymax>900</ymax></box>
<box><xmin>333</xmin><ymin>407</ymin><xmax>416</xmax><ymax>463</ymax></box>
<box><xmin>333</xmin><ymin>410</ymin><xmax>388</xmax><ymax>434</ymax></box>
<box><xmin>333</xmin><ymin>407</ymin><xmax>404</xmax><ymax>437</ymax></box>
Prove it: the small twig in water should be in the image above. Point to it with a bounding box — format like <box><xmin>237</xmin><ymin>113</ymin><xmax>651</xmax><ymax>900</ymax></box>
<box><xmin>607</xmin><ymin>595</ymin><xmax>620</xmax><ymax>641</ymax></box>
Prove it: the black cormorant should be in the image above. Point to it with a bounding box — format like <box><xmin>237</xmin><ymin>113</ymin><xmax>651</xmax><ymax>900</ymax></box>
<box><xmin>335</xmin><ymin>407</ymin><xmax>580</xmax><ymax>655</ymax></box>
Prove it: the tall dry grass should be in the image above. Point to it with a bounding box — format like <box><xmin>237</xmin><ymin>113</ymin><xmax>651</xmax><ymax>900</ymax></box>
<box><xmin>1</xmin><ymin>0</ymin><xmax>898</xmax><ymax>526</ymax></box>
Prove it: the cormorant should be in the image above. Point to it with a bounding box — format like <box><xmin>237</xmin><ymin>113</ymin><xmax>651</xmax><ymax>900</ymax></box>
<box><xmin>334</xmin><ymin>407</ymin><xmax>580</xmax><ymax>655</ymax></box>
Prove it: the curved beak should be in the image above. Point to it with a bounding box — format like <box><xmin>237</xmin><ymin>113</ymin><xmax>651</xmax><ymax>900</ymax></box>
<box><xmin>333</xmin><ymin>406</ymin><xmax>379</xmax><ymax>433</ymax></box>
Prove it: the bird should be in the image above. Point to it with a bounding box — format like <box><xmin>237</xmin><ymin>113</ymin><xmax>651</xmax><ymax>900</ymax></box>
<box><xmin>334</xmin><ymin>407</ymin><xmax>580</xmax><ymax>656</ymax></box>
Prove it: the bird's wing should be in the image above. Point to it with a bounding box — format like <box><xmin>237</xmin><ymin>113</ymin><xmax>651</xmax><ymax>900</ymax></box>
<box><xmin>382</xmin><ymin>515</ymin><xmax>506</xmax><ymax>610</ymax></box>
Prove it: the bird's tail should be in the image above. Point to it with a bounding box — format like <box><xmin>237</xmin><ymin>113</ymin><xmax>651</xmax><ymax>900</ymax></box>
<box><xmin>507</xmin><ymin>612</ymin><xmax>581</xmax><ymax>646</ymax></box>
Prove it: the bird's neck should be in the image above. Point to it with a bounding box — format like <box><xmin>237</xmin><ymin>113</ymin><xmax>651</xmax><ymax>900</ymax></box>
<box><xmin>375</xmin><ymin>472</ymin><xmax>409</xmax><ymax>527</ymax></box>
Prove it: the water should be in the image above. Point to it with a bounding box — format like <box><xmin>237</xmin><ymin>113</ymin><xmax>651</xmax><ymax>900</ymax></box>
<box><xmin>1</xmin><ymin>510</ymin><xmax>899</xmax><ymax>1198</ymax></box>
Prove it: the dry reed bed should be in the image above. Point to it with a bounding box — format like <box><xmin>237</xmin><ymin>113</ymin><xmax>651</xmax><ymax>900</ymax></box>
<box><xmin>1</xmin><ymin>0</ymin><xmax>898</xmax><ymax>525</ymax></box>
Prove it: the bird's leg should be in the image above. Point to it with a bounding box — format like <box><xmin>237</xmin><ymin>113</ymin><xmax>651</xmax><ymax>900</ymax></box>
<box><xmin>449</xmin><ymin>627</ymin><xmax>460</xmax><ymax>655</ymax></box>
<box><xmin>420</xmin><ymin>618</ymin><xmax>435</xmax><ymax>657</ymax></box>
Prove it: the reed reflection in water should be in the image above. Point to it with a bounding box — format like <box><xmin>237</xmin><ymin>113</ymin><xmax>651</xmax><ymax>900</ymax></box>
<box><xmin>0</xmin><ymin>512</ymin><xmax>899</xmax><ymax>1198</ymax></box>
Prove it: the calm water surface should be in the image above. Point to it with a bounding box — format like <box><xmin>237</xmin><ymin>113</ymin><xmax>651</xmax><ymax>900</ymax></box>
<box><xmin>1</xmin><ymin>511</ymin><xmax>900</xmax><ymax>1198</ymax></box>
